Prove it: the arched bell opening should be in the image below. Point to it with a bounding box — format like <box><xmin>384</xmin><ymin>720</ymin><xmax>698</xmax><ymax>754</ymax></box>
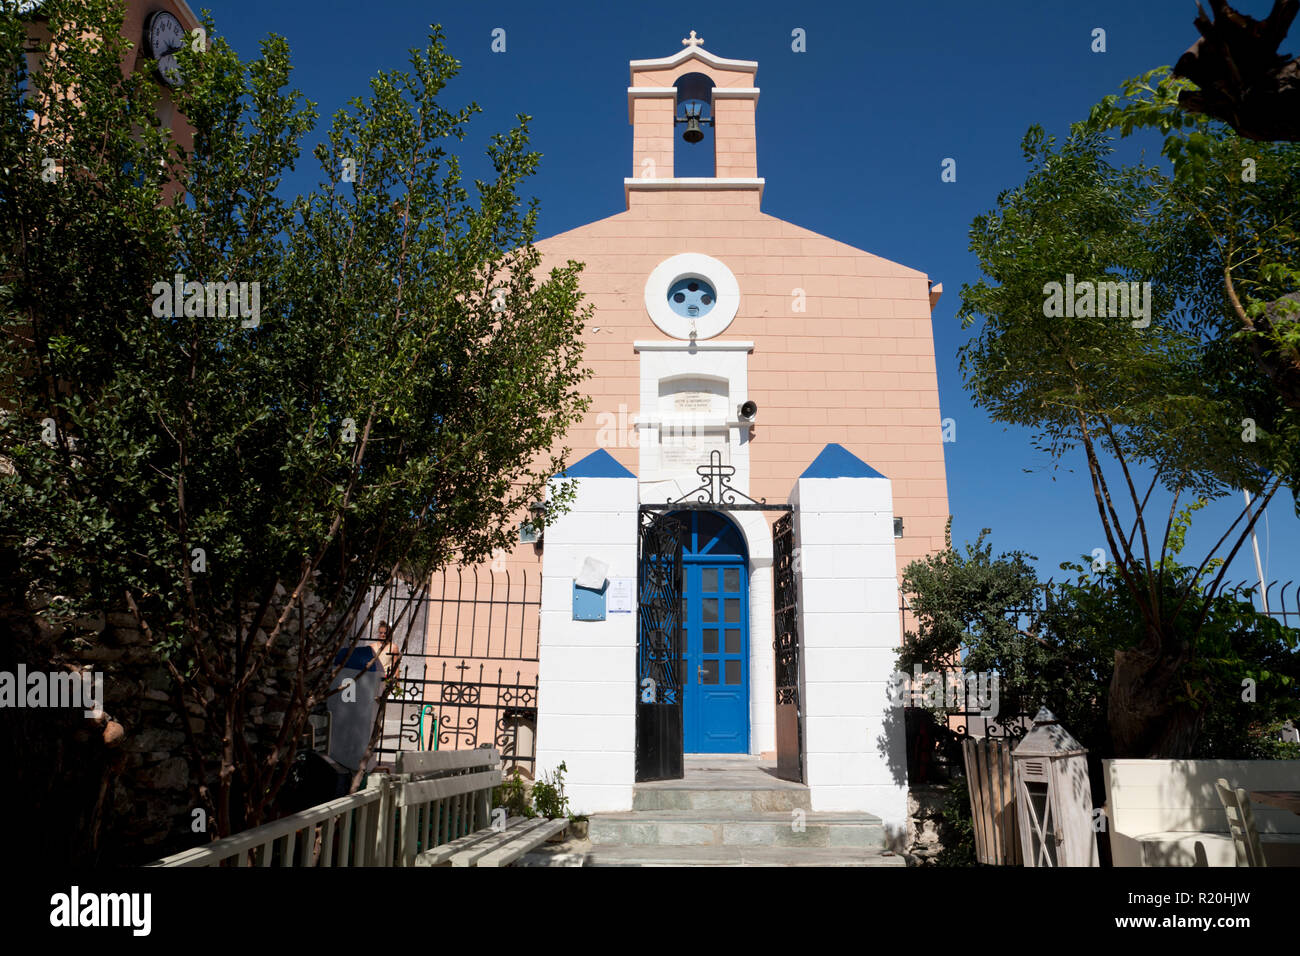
<box><xmin>673</xmin><ymin>72</ymin><xmax>715</xmax><ymax>178</ymax></box>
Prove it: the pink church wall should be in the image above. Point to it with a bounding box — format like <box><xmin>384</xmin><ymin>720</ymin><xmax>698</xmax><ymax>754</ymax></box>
<box><xmin>530</xmin><ymin>189</ymin><xmax>950</xmax><ymax>583</ymax></box>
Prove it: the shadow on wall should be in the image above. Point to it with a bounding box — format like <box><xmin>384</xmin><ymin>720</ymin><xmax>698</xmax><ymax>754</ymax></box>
<box><xmin>878</xmin><ymin>691</ymin><xmax>909</xmax><ymax>789</ymax></box>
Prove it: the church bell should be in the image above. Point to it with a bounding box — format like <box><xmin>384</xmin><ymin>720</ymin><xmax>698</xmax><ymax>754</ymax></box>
<box><xmin>676</xmin><ymin>101</ymin><xmax>712</xmax><ymax>144</ymax></box>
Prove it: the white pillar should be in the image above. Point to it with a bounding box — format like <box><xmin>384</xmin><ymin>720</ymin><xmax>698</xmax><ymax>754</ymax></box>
<box><xmin>790</xmin><ymin>446</ymin><xmax>908</xmax><ymax>831</ymax></box>
<box><xmin>534</xmin><ymin>451</ymin><xmax>639</xmax><ymax>814</ymax></box>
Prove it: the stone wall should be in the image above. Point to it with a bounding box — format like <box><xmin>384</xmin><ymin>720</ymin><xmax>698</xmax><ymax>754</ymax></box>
<box><xmin>905</xmin><ymin>785</ymin><xmax>951</xmax><ymax>864</ymax></box>
<box><xmin>15</xmin><ymin>585</ymin><xmax>339</xmax><ymax>865</ymax></box>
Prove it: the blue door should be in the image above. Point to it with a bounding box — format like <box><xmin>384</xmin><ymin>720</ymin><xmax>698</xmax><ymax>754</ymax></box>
<box><xmin>675</xmin><ymin>512</ymin><xmax>749</xmax><ymax>753</ymax></box>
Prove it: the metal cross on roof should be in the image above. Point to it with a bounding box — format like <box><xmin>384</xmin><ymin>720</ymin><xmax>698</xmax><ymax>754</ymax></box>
<box><xmin>682</xmin><ymin>30</ymin><xmax>704</xmax><ymax>48</ymax></box>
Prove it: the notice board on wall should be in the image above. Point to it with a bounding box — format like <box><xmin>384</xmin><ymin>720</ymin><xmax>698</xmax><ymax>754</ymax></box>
<box><xmin>572</xmin><ymin>581</ymin><xmax>607</xmax><ymax>621</ymax></box>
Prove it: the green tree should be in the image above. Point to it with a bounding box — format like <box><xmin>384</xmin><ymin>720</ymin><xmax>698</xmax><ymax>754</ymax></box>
<box><xmin>900</xmin><ymin>528</ymin><xmax>1299</xmax><ymax>760</ymax></box>
<box><xmin>1</xmin><ymin>0</ymin><xmax>590</xmax><ymax>848</ymax></box>
<box><xmin>957</xmin><ymin>72</ymin><xmax>1299</xmax><ymax>757</ymax></box>
<box><xmin>1091</xmin><ymin>67</ymin><xmax>1300</xmax><ymax>420</ymax></box>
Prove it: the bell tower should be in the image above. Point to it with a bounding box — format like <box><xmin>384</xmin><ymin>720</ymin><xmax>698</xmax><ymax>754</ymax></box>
<box><xmin>625</xmin><ymin>32</ymin><xmax>762</xmax><ymax>207</ymax></box>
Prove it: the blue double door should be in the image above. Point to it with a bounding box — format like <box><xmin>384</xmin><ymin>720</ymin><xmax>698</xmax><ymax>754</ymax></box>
<box><xmin>674</xmin><ymin>511</ymin><xmax>749</xmax><ymax>753</ymax></box>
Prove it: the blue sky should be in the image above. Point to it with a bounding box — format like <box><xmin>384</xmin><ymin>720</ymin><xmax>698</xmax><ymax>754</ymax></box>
<box><xmin>204</xmin><ymin>0</ymin><xmax>1300</xmax><ymax>598</ymax></box>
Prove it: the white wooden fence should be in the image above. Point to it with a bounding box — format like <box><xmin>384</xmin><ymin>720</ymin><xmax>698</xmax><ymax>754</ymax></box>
<box><xmin>150</xmin><ymin>749</ymin><xmax>500</xmax><ymax>867</ymax></box>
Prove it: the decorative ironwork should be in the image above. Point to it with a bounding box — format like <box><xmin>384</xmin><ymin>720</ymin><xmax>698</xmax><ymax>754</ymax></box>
<box><xmin>773</xmin><ymin>513</ymin><xmax>800</xmax><ymax>706</ymax></box>
<box><xmin>636</xmin><ymin>510</ymin><xmax>685</xmax><ymax>781</ymax></box>
<box><xmin>902</xmin><ymin>681</ymin><xmax>1034</xmax><ymax>787</ymax></box>
<box><xmin>896</xmin><ymin>582</ymin><xmax>1044</xmax><ymax>785</ymax></box>
<box><xmin>772</xmin><ymin>512</ymin><xmax>803</xmax><ymax>782</ymax></box>
<box><xmin>373</xmin><ymin>567</ymin><xmax>539</xmax><ymax>775</ymax></box>
<box><xmin>640</xmin><ymin>449</ymin><xmax>791</xmax><ymax>512</ymax></box>
<box><xmin>637</xmin><ymin>511</ymin><xmax>684</xmax><ymax>705</ymax></box>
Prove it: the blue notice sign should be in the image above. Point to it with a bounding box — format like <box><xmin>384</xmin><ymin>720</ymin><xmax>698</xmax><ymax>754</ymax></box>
<box><xmin>572</xmin><ymin>581</ymin><xmax>607</xmax><ymax>621</ymax></box>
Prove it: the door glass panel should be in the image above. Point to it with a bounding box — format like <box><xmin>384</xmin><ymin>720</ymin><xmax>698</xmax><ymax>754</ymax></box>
<box><xmin>723</xmin><ymin>568</ymin><xmax>739</xmax><ymax>591</ymax></box>
<box><xmin>702</xmin><ymin>598</ymin><xmax>718</xmax><ymax>623</ymax></box>
<box><xmin>701</xmin><ymin>660</ymin><xmax>718</xmax><ymax>684</ymax></box>
<box><xmin>703</xmin><ymin>629</ymin><xmax>718</xmax><ymax>654</ymax></box>
<box><xmin>724</xmin><ymin>598</ymin><xmax>740</xmax><ymax>623</ymax></box>
<box><xmin>702</xmin><ymin>568</ymin><xmax>718</xmax><ymax>592</ymax></box>
<box><xmin>725</xmin><ymin>630</ymin><xmax>740</xmax><ymax>654</ymax></box>
<box><xmin>725</xmin><ymin>660</ymin><xmax>741</xmax><ymax>685</ymax></box>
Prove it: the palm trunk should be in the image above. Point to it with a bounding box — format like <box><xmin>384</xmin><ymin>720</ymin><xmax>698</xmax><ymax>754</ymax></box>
<box><xmin>1108</xmin><ymin>639</ymin><xmax>1202</xmax><ymax>757</ymax></box>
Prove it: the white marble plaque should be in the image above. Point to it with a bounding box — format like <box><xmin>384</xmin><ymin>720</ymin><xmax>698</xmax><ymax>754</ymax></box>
<box><xmin>659</xmin><ymin>428</ymin><xmax>728</xmax><ymax>469</ymax></box>
<box><xmin>673</xmin><ymin>391</ymin><xmax>714</xmax><ymax>412</ymax></box>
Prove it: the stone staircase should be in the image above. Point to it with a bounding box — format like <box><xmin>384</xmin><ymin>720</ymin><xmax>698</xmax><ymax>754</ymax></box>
<box><xmin>581</xmin><ymin>755</ymin><xmax>904</xmax><ymax>867</ymax></box>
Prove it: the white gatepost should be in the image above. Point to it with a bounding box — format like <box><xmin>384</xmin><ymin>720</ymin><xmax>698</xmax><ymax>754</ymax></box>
<box><xmin>790</xmin><ymin>443</ymin><xmax>908</xmax><ymax>831</ymax></box>
<box><xmin>534</xmin><ymin>449</ymin><xmax>640</xmax><ymax>814</ymax></box>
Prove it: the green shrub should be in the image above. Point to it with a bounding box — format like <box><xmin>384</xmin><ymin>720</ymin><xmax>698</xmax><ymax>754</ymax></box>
<box><xmin>531</xmin><ymin>761</ymin><xmax>570</xmax><ymax>819</ymax></box>
<box><xmin>933</xmin><ymin>777</ymin><xmax>978</xmax><ymax>867</ymax></box>
<box><xmin>493</xmin><ymin>767</ymin><xmax>534</xmax><ymax>819</ymax></box>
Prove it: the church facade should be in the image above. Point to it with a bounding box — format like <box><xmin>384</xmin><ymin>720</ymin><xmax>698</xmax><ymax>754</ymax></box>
<box><xmin>480</xmin><ymin>37</ymin><xmax>948</xmax><ymax>830</ymax></box>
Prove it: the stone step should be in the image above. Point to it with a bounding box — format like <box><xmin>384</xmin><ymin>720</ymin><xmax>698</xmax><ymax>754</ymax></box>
<box><xmin>588</xmin><ymin>810</ymin><xmax>885</xmax><ymax>849</ymax></box>
<box><xmin>585</xmin><ymin>845</ymin><xmax>905</xmax><ymax>867</ymax></box>
<box><xmin>633</xmin><ymin>786</ymin><xmax>812</xmax><ymax>812</ymax></box>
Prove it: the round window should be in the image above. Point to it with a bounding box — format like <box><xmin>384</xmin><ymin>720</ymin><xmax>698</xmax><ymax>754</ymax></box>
<box><xmin>644</xmin><ymin>253</ymin><xmax>740</xmax><ymax>339</ymax></box>
<box><xmin>667</xmin><ymin>277</ymin><xmax>716</xmax><ymax>318</ymax></box>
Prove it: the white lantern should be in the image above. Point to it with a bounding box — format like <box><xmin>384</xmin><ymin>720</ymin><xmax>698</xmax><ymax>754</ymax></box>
<box><xmin>1012</xmin><ymin>708</ymin><xmax>1099</xmax><ymax>867</ymax></box>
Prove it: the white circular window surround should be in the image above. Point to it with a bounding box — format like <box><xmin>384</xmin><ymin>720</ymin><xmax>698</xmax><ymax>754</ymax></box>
<box><xmin>644</xmin><ymin>253</ymin><xmax>740</xmax><ymax>340</ymax></box>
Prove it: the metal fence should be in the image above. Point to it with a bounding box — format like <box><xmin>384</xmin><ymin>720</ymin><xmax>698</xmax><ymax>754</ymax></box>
<box><xmin>1222</xmin><ymin>578</ymin><xmax>1300</xmax><ymax>628</ymax></box>
<box><xmin>371</xmin><ymin>567</ymin><xmax>540</xmax><ymax>776</ymax></box>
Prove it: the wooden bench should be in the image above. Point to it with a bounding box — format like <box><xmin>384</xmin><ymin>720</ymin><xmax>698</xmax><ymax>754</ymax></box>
<box><xmin>393</xmin><ymin>749</ymin><xmax>570</xmax><ymax>867</ymax></box>
<box><xmin>1104</xmin><ymin>759</ymin><xmax>1300</xmax><ymax>867</ymax></box>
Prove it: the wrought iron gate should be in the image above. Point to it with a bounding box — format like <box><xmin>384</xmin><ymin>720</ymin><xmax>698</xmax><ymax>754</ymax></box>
<box><xmin>637</xmin><ymin>450</ymin><xmax>795</xmax><ymax>780</ymax></box>
<box><xmin>772</xmin><ymin>512</ymin><xmax>803</xmax><ymax>782</ymax></box>
<box><xmin>635</xmin><ymin>510</ymin><xmax>684</xmax><ymax>781</ymax></box>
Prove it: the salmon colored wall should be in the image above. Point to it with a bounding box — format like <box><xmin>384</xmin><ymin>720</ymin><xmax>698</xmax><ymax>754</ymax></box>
<box><xmin>632</xmin><ymin>61</ymin><xmax>755</xmax><ymax>89</ymax></box>
<box><xmin>443</xmin><ymin>46</ymin><xmax>948</xmax><ymax>633</ymax></box>
<box><xmin>529</xmin><ymin>188</ymin><xmax>948</xmax><ymax>578</ymax></box>
<box><xmin>631</xmin><ymin>96</ymin><xmax>674</xmax><ymax>179</ymax></box>
<box><xmin>711</xmin><ymin>98</ymin><xmax>757</xmax><ymax>178</ymax></box>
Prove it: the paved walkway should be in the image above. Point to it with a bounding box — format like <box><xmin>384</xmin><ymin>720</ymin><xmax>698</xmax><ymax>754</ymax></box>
<box><xmin>635</xmin><ymin>754</ymin><xmax>807</xmax><ymax>791</ymax></box>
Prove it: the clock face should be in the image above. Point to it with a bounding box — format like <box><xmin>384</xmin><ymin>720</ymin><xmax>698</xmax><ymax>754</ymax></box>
<box><xmin>148</xmin><ymin>11</ymin><xmax>185</xmax><ymax>57</ymax></box>
<box><xmin>147</xmin><ymin>11</ymin><xmax>186</xmax><ymax>87</ymax></box>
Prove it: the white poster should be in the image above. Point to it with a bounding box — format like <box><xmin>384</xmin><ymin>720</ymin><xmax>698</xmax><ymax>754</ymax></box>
<box><xmin>607</xmin><ymin>577</ymin><xmax>636</xmax><ymax>613</ymax></box>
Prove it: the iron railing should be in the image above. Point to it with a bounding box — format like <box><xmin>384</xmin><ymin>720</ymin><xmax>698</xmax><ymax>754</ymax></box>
<box><xmin>372</xmin><ymin>567</ymin><xmax>540</xmax><ymax>775</ymax></box>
